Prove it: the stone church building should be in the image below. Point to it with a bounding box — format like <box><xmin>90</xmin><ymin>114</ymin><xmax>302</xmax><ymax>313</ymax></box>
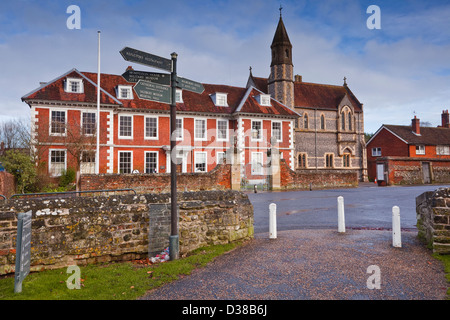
<box><xmin>248</xmin><ymin>13</ymin><xmax>368</xmax><ymax>182</ymax></box>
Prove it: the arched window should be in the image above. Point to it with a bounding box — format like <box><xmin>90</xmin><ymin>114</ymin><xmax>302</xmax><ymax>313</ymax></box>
<box><xmin>341</xmin><ymin>111</ymin><xmax>346</xmax><ymax>131</ymax></box>
<box><xmin>348</xmin><ymin>112</ymin><xmax>352</xmax><ymax>131</ymax></box>
<box><xmin>304</xmin><ymin>113</ymin><xmax>309</xmax><ymax>129</ymax></box>
<box><xmin>320</xmin><ymin>114</ymin><xmax>325</xmax><ymax>130</ymax></box>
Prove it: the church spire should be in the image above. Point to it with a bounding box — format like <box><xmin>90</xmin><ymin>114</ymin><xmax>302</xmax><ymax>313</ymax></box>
<box><xmin>268</xmin><ymin>8</ymin><xmax>294</xmax><ymax>109</ymax></box>
<box><xmin>270</xmin><ymin>10</ymin><xmax>293</xmax><ymax>67</ymax></box>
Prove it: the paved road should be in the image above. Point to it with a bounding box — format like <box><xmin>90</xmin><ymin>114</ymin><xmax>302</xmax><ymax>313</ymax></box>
<box><xmin>247</xmin><ymin>183</ymin><xmax>450</xmax><ymax>233</ymax></box>
<box><xmin>141</xmin><ymin>184</ymin><xmax>449</xmax><ymax>302</ymax></box>
<box><xmin>142</xmin><ymin>229</ymin><xmax>448</xmax><ymax>301</ymax></box>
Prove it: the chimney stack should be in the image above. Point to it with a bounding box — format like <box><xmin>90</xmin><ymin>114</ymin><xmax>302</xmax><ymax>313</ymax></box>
<box><xmin>442</xmin><ymin>110</ymin><xmax>450</xmax><ymax>128</ymax></box>
<box><xmin>412</xmin><ymin>116</ymin><xmax>420</xmax><ymax>135</ymax></box>
<box><xmin>294</xmin><ymin>75</ymin><xmax>302</xmax><ymax>82</ymax></box>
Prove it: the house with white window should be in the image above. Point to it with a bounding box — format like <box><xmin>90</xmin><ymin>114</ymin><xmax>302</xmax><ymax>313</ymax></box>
<box><xmin>367</xmin><ymin>112</ymin><xmax>450</xmax><ymax>185</ymax></box>
<box><xmin>22</xmin><ymin>67</ymin><xmax>299</xmax><ymax>186</ymax></box>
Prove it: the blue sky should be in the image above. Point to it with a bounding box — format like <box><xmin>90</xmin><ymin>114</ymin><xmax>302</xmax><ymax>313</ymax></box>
<box><xmin>0</xmin><ymin>0</ymin><xmax>449</xmax><ymax>133</ymax></box>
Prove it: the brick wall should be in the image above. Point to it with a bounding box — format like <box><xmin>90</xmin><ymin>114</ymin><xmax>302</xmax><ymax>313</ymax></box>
<box><xmin>0</xmin><ymin>171</ymin><xmax>16</xmax><ymax>198</ymax></box>
<box><xmin>375</xmin><ymin>157</ymin><xmax>450</xmax><ymax>185</ymax></box>
<box><xmin>416</xmin><ymin>188</ymin><xmax>450</xmax><ymax>254</ymax></box>
<box><xmin>0</xmin><ymin>190</ymin><xmax>253</xmax><ymax>275</ymax></box>
<box><xmin>367</xmin><ymin>128</ymin><xmax>409</xmax><ymax>181</ymax></box>
<box><xmin>279</xmin><ymin>159</ymin><xmax>358</xmax><ymax>190</ymax></box>
<box><xmin>81</xmin><ymin>163</ymin><xmax>232</xmax><ymax>193</ymax></box>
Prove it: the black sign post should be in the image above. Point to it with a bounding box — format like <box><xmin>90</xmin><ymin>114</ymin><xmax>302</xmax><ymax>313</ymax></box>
<box><xmin>120</xmin><ymin>46</ymin><xmax>203</xmax><ymax>261</ymax></box>
<box><xmin>122</xmin><ymin>70</ymin><xmax>171</xmax><ymax>86</ymax></box>
<box><xmin>169</xmin><ymin>53</ymin><xmax>179</xmax><ymax>261</ymax></box>
<box><xmin>14</xmin><ymin>211</ymin><xmax>32</xmax><ymax>293</ymax></box>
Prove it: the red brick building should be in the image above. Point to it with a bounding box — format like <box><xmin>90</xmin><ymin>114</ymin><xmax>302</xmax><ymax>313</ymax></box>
<box><xmin>367</xmin><ymin>112</ymin><xmax>450</xmax><ymax>185</ymax></box>
<box><xmin>22</xmin><ymin>68</ymin><xmax>299</xmax><ymax>185</ymax></box>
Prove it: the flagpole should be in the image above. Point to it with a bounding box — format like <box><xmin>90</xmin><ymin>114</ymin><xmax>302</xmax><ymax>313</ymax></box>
<box><xmin>96</xmin><ymin>31</ymin><xmax>101</xmax><ymax>174</ymax></box>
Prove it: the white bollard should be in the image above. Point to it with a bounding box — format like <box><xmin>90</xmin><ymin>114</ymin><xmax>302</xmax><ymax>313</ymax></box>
<box><xmin>392</xmin><ymin>206</ymin><xmax>401</xmax><ymax>248</ymax></box>
<box><xmin>269</xmin><ymin>203</ymin><xmax>277</xmax><ymax>239</ymax></box>
<box><xmin>337</xmin><ymin>196</ymin><xmax>345</xmax><ymax>233</ymax></box>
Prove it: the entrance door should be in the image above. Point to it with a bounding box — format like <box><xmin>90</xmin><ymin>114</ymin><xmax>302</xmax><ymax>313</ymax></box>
<box><xmin>376</xmin><ymin>164</ymin><xmax>385</xmax><ymax>181</ymax></box>
<box><xmin>422</xmin><ymin>162</ymin><xmax>431</xmax><ymax>184</ymax></box>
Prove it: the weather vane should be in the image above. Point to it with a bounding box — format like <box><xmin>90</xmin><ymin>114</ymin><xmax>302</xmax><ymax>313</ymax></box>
<box><xmin>279</xmin><ymin>4</ymin><xmax>283</xmax><ymax>17</ymax></box>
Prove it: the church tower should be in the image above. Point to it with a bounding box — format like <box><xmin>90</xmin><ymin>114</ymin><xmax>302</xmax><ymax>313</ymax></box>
<box><xmin>268</xmin><ymin>9</ymin><xmax>294</xmax><ymax>109</ymax></box>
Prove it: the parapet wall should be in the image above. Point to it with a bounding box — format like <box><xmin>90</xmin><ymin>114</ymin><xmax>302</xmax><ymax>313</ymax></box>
<box><xmin>0</xmin><ymin>190</ymin><xmax>254</xmax><ymax>275</ymax></box>
<box><xmin>416</xmin><ymin>188</ymin><xmax>450</xmax><ymax>254</ymax></box>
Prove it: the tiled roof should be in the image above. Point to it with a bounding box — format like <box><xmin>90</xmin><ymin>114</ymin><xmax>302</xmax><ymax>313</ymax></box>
<box><xmin>383</xmin><ymin>125</ymin><xmax>450</xmax><ymax>146</ymax></box>
<box><xmin>294</xmin><ymin>82</ymin><xmax>363</xmax><ymax>112</ymax></box>
<box><xmin>246</xmin><ymin>76</ymin><xmax>363</xmax><ymax>112</ymax></box>
<box><xmin>22</xmin><ymin>68</ymin><xmax>298</xmax><ymax>118</ymax></box>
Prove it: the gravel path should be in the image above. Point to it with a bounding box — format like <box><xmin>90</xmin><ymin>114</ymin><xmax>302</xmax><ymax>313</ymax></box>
<box><xmin>141</xmin><ymin>229</ymin><xmax>448</xmax><ymax>300</ymax></box>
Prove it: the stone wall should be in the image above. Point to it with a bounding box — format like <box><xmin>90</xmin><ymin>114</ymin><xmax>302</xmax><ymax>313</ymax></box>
<box><xmin>0</xmin><ymin>190</ymin><xmax>253</xmax><ymax>275</ymax></box>
<box><xmin>280</xmin><ymin>159</ymin><xmax>358</xmax><ymax>190</ymax></box>
<box><xmin>416</xmin><ymin>188</ymin><xmax>450</xmax><ymax>254</ymax></box>
<box><xmin>375</xmin><ymin>157</ymin><xmax>450</xmax><ymax>186</ymax></box>
<box><xmin>81</xmin><ymin>163</ymin><xmax>231</xmax><ymax>193</ymax></box>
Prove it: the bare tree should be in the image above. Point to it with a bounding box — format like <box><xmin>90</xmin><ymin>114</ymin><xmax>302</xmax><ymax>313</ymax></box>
<box><xmin>33</xmin><ymin>113</ymin><xmax>97</xmax><ymax>191</ymax></box>
<box><xmin>0</xmin><ymin>117</ymin><xmax>31</xmax><ymax>150</ymax></box>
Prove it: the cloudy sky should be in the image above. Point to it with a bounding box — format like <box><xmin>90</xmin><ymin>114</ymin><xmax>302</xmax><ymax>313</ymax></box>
<box><xmin>1</xmin><ymin>0</ymin><xmax>449</xmax><ymax>133</ymax></box>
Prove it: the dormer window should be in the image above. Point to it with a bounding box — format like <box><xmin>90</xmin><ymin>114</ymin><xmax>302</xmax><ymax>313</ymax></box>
<box><xmin>65</xmin><ymin>78</ymin><xmax>83</xmax><ymax>93</ymax></box>
<box><xmin>117</xmin><ymin>85</ymin><xmax>133</xmax><ymax>99</ymax></box>
<box><xmin>256</xmin><ymin>94</ymin><xmax>271</xmax><ymax>106</ymax></box>
<box><xmin>175</xmin><ymin>89</ymin><xmax>183</xmax><ymax>103</ymax></box>
<box><xmin>210</xmin><ymin>93</ymin><xmax>228</xmax><ymax>107</ymax></box>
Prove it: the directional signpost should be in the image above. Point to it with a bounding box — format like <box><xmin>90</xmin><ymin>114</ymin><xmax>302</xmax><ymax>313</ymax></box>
<box><xmin>120</xmin><ymin>46</ymin><xmax>205</xmax><ymax>261</ymax></box>
<box><xmin>134</xmin><ymin>80</ymin><xmax>171</xmax><ymax>104</ymax></box>
<box><xmin>178</xmin><ymin>77</ymin><xmax>204</xmax><ymax>94</ymax></box>
<box><xmin>14</xmin><ymin>211</ymin><xmax>32</xmax><ymax>293</ymax></box>
<box><xmin>120</xmin><ymin>47</ymin><xmax>172</xmax><ymax>72</ymax></box>
<box><xmin>122</xmin><ymin>70</ymin><xmax>171</xmax><ymax>86</ymax></box>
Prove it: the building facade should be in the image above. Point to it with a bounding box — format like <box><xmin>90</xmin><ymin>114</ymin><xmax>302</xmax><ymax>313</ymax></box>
<box><xmin>22</xmin><ymin>68</ymin><xmax>299</xmax><ymax>185</ymax></box>
<box><xmin>367</xmin><ymin>112</ymin><xmax>450</xmax><ymax>185</ymax></box>
<box><xmin>247</xmin><ymin>14</ymin><xmax>367</xmax><ymax>181</ymax></box>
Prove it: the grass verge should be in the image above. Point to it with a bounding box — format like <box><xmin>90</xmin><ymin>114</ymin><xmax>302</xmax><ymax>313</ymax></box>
<box><xmin>433</xmin><ymin>253</ymin><xmax>450</xmax><ymax>300</ymax></box>
<box><xmin>0</xmin><ymin>241</ymin><xmax>242</xmax><ymax>300</ymax></box>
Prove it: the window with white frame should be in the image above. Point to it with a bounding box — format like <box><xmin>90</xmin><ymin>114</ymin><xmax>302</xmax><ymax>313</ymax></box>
<box><xmin>117</xmin><ymin>85</ymin><xmax>133</xmax><ymax>99</ymax></box>
<box><xmin>211</xmin><ymin>93</ymin><xmax>228</xmax><ymax>107</ymax></box>
<box><xmin>195</xmin><ymin>152</ymin><xmax>207</xmax><ymax>172</ymax></box>
<box><xmin>416</xmin><ymin>145</ymin><xmax>425</xmax><ymax>155</ymax></box>
<box><xmin>49</xmin><ymin>149</ymin><xmax>66</xmax><ymax>176</ymax></box>
<box><xmin>195</xmin><ymin>119</ymin><xmax>207</xmax><ymax>140</ymax></box>
<box><xmin>118</xmin><ymin>151</ymin><xmax>132</xmax><ymax>173</ymax></box>
<box><xmin>119</xmin><ymin>115</ymin><xmax>133</xmax><ymax>138</ymax></box>
<box><xmin>217</xmin><ymin>151</ymin><xmax>226</xmax><ymax>164</ymax></box>
<box><xmin>251</xmin><ymin>120</ymin><xmax>262</xmax><ymax>140</ymax></box>
<box><xmin>145</xmin><ymin>152</ymin><xmax>158</xmax><ymax>173</ymax></box>
<box><xmin>256</xmin><ymin>94</ymin><xmax>271</xmax><ymax>106</ymax></box>
<box><xmin>175</xmin><ymin>89</ymin><xmax>183</xmax><ymax>103</ymax></box>
<box><xmin>65</xmin><ymin>78</ymin><xmax>83</xmax><ymax>93</ymax></box>
<box><xmin>175</xmin><ymin>118</ymin><xmax>183</xmax><ymax>140</ymax></box>
<box><xmin>145</xmin><ymin>117</ymin><xmax>158</xmax><ymax>139</ymax></box>
<box><xmin>82</xmin><ymin>112</ymin><xmax>96</xmax><ymax>135</ymax></box>
<box><xmin>80</xmin><ymin>150</ymin><xmax>95</xmax><ymax>174</ymax></box>
<box><xmin>372</xmin><ymin>147</ymin><xmax>382</xmax><ymax>157</ymax></box>
<box><xmin>251</xmin><ymin>152</ymin><xmax>263</xmax><ymax>175</ymax></box>
<box><xmin>272</xmin><ymin>121</ymin><xmax>282</xmax><ymax>142</ymax></box>
<box><xmin>437</xmin><ymin>145</ymin><xmax>450</xmax><ymax>155</ymax></box>
<box><xmin>50</xmin><ymin>110</ymin><xmax>66</xmax><ymax>135</ymax></box>
<box><xmin>217</xmin><ymin>119</ymin><xmax>228</xmax><ymax>141</ymax></box>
